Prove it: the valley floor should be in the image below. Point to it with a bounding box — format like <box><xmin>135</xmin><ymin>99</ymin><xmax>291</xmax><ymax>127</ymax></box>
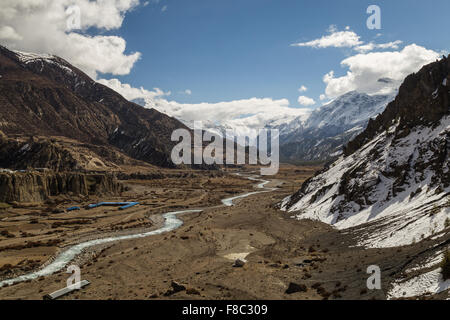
<box><xmin>0</xmin><ymin>165</ymin><xmax>448</xmax><ymax>300</ymax></box>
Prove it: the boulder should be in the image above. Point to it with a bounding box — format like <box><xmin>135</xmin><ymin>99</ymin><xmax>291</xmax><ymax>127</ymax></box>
<box><xmin>232</xmin><ymin>259</ymin><xmax>246</xmax><ymax>268</ymax></box>
<box><xmin>285</xmin><ymin>282</ymin><xmax>307</xmax><ymax>294</ymax></box>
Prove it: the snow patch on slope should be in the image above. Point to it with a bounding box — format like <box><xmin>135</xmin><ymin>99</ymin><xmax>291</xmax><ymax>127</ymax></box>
<box><xmin>14</xmin><ymin>50</ymin><xmax>54</xmax><ymax>63</ymax></box>
<box><xmin>405</xmin><ymin>252</ymin><xmax>444</xmax><ymax>273</ymax></box>
<box><xmin>388</xmin><ymin>268</ymin><xmax>450</xmax><ymax>299</ymax></box>
<box><xmin>282</xmin><ymin>115</ymin><xmax>450</xmax><ymax>248</ymax></box>
<box><xmin>13</xmin><ymin>50</ymin><xmax>76</xmax><ymax>77</ymax></box>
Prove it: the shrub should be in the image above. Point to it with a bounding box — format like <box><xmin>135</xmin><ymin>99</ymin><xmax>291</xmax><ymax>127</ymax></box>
<box><xmin>441</xmin><ymin>250</ymin><xmax>450</xmax><ymax>281</ymax></box>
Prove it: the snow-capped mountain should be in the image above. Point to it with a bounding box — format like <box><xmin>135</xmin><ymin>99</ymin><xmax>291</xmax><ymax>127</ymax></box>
<box><xmin>281</xmin><ymin>56</ymin><xmax>450</xmax><ymax>249</ymax></box>
<box><xmin>279</xmin><ymin>91</ymin><xmax>395</xmax><ymax>162</ymax></box>
<box><xmin>133</xmin><ymin>96</ymin><xmax>312</xmax><ymax>147</ymax></box>
<box><xmin>192</xmin><ymin>109</ymin><xmax>312</xmax><ymax>147</ymax></box>
<box><xmin>303</xmin><ymin>91</ymin><xmax>394</xmax><ymax>130</ymax></box>
<box><xmin>148</xmin><ymin>90</ymin><xmax>394</xmax><ymax>160</ymax></box>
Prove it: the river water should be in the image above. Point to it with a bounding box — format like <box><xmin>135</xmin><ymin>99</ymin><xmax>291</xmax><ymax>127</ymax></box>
<box><xmin>0</xmin><ymin>174</ymin><xmax>272</xmax><ymax>288</ymax></box>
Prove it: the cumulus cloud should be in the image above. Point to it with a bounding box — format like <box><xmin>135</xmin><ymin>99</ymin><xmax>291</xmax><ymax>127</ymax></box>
<box><xmin>99</xmin><ymin>78</ymin><xmax>311</xmax><ymax>129</ymax></box>
<box><xmin>0</xmin><ymin>26</ymin><xmax>22</xmax><ymax>41</ymax></box>
<box><xmin>297</xmin><ymin>96</ymin><xmax>316</xmax><ymax>106</ymax></box>
<box><xmin>154</xmin><ymin>97</ymin><xmax>297</xmax><ymax>124</ymax></box>
<box><xmin>292</xmin><ymin>26</ymin><xmax>441</xmax><ymax>99</ymax></box>
<box><xmin>355</xmin><ymin>40</ymin><xmax>403</xmax><ymax>53</ymax></box>
<box><xmin>298</xmin><ymin>85</ymin><xmax>308</xmax><ymax>92</ymax></box>
<box><xmin>322</xmin><ymin>44</ymin><xmax>440</xmax><ymax>98</ymax></box>
<box><xmin>0</xmin><ymin>0</ymin><xmax>141</xmax><ymax>78</ymax></box>
<box><xmin>97</xmin><ymin>78</ymin><xmax>170</xmax><ymax>101</ymax></box>
<box><xmin>291</xmin><ymin>26</ymin><xmax>363</xmax><ymax>49</ymax></box>
<box><xmin>292</xmin><ymin>26</ymin><xmax>404</xmax><ymax>55</ymax></box>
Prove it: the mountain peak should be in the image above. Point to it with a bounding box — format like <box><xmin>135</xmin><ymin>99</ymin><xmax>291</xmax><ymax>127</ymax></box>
<box><xmin>13</xmin><ymin>50</ymin><xmax>56</xmax><ymax>64</ymax></box>
<box><xmin>304</xmin><ymin>91</ymin><xmax>394</xmax><ymax>129</ymax></box>
<box><xmin>345</xmin><ymin>55</ymin><xmax>450</xmax><ymax>156</ymax></box>
<box><xmin>338</xmin><ymin>90</ymin><xmax>365</xmax><ymax>97</ymax></box>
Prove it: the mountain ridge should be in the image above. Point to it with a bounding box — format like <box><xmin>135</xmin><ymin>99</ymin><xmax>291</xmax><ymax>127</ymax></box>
<box><xmin>281</xmin><ymin>56</ymin><xmax>450</xmax><ymax>249</ymax></box>
<box><xmin>279</xmin><ymin>91</ymin><xmax>395</xmax><ymax>162</ymax></box>
<box><xmin>165</xmin><ymin>90</ymin><xmax>395</xmax><ymax>162</ymax></box>
<box><xmin>0</xmin><ymin>45</ymin><xmax>188</xmax><ymax>168</ymax></box>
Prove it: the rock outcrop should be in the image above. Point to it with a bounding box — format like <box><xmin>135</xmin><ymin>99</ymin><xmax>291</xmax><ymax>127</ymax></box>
<box><xmin>0</xmin><ymin>171</ymin><xmax>123</xmax><ymax>203</ymax></box>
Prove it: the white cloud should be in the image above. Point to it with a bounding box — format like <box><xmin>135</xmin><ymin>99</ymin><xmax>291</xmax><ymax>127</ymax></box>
<box><xmin>97</xmin><ymin>78</ymin><xmax>170</xmax><ymax>101</ymax></box>
<box><xmin>0</xmin><ymin>26</ymin><xmax>22</xmax><ymax>41</ymax></box>
<box><xmin>153</xmin><ymin>97</ymin><xmax>299</xmax><ymax>124</ymax></box>
<box><xmin>323</xmin><ymin>44</ymin><xmax>440</xmax><ymax>98</ymax></box>
<box><xmin>292</xmin><ymin>26</ymin><xmax>403</xmax><ymax>54</ymax></box>
<box><xmin>177</xmin><ymin>89</ymin><xmax>192</xmax><ymax>95</ymax></box>
<box><xmin>98</xmin><ymin>78</ymin><xmax>311</xmax><ymax>129</ymax></box>
<box><xmin>298</xmin><ymin>95</ymin><xmax>316</xmax><ymax>106</ymax></box>
<box><xmin>292</xmin><ymin>26</ymin><xmax>441</xmax><ymax>99</ymax></box>
<box><xmin>298</xmin><ymin>85</ymin><xmax>308</xmax><ymax>93</ymax></box>
<box><xmin>355</xmin><ymin>40</ymin><xmax>403</xmax><ymax>53</ymax></box>
<box><xmin>161</xmin><ymin>5</ymin><xmax>168</xmax><ymax>12</ymax></box>
<box><xmin>376</xmin><ymin>41</ymin><xmax>403</xmax><ymax>50</ymax></box>
<box><xmin>0</xmin><ymin>0</ymin><xmax>141</xmax><ymax>78</ymax></box>
<box><xmin>291</xmin><ymin>26</ymin><xmax>363</xmax><ymax>49</ymax></box>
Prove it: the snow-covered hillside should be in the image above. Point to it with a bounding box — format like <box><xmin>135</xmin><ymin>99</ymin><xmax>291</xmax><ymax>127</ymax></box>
<box><xmin>387</xmin><ymin>250</ymin><xmax>450</xmax><ymax>299</ymax></box>
<box><xmin>14</xmin><ymin>50</ymin><xmax>77</xmax><ymax>77</ymax></box>
<box><xmin>281</xmin><ymin>56</ymin><xmax>450</xmax><ymax>249</ymax></box>
<box><xmin>10</xmin><ymin>49</ymin><xmax>94</xmax><ymax>92</ymax></box>
<box><xmin>282</xmin><ymin>115</ymin><xmax>449</xmax><ymax>248</ymax></box>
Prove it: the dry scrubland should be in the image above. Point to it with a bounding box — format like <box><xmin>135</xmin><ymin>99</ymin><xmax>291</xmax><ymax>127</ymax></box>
<box><xmin>0</xmin><ymin>165</ymin><xmax>448</xmax><ymax>300</ymax></box>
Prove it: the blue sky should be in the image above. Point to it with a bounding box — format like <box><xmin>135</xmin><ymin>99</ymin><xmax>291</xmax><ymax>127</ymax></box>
<box><xmin>1</xmin><ymin>0</ymin><xmax>447</xmax><ymax>125</ymax></box>
<box><xmin>111</xmin><ymin>0</ymin><xmax>449</xmax><ymax>106</ymax></box>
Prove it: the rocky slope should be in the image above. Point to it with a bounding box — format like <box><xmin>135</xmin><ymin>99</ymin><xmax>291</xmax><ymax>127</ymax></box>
<box><xmin>281</xmin><ymin>56</ymin><xmax>450</xmax><ymax>249</ymax></box>
<box><xmin>0</xmin><ymin>171</ymin><xmax>123</xmax><ymax>203</ymax></box>
<box><xmin>0</xmin><ymin>46</ymin><xmax>187</xmax><ymax>168</ymax></box>
<box><xmin>0</xmin><ymin>132</ymin><xmax>148</xmax><ymax>172</ymax></box>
